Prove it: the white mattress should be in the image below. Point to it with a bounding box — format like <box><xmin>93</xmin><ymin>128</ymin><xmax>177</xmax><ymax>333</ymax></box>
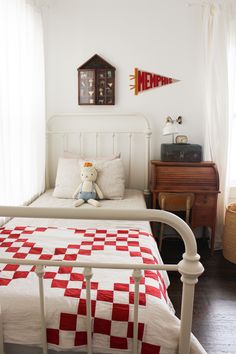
<box><xmin>6</xmin><ymin>189</ymin><xmax>151</xmax><ymax>232</ymax></box>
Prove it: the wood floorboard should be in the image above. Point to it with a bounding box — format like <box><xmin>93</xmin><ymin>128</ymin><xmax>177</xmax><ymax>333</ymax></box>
<box><xmin>161</xmin><ymin>238</ymin><xmax>236</xmax><ymax>354</ymax></box>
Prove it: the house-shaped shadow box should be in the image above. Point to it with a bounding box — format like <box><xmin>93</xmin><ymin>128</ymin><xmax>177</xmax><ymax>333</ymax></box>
<box><xmin>77</xmin><ymin>54</ymin><xmax>116</xmax><ymax>105</ymax></box>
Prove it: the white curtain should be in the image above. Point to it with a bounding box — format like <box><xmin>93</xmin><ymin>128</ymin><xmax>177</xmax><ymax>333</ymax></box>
<box><xmin>202</xmin><ymin>0</ymin><xmax>236</xmax><ymax>248</ymax></box>
<box><xmin>0</xmin><ymin>0</ymin><xmax>45</xmax><ymax>209</ymax></box>
<box><xmin>228</xmin><ymin>6</ymin><xmax>236</xmax><ymax>190</ymax></box>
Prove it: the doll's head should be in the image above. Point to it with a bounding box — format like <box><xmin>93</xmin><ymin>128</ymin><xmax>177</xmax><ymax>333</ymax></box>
<box><xmin>81</xmin><ymin>162</ymin><xmax>97</xmax><ymax>182</ymax></box>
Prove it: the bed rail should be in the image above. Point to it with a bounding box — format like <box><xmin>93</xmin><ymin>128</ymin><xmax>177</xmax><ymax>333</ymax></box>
<box><xmin>0</xmin><ymin>207</ymin><xmax>204</xmax><ymax>354</ymax></box>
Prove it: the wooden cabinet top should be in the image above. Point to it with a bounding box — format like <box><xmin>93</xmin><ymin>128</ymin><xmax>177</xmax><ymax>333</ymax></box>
<box><xmin>150</xmin><ymin>160</ymin><xmax>219</xmax><ymax>193</ymax></box>
<box><xmin>151</xmin><ymin>160</ymin><xmax>216</xmax><ymax>167</ymax></box>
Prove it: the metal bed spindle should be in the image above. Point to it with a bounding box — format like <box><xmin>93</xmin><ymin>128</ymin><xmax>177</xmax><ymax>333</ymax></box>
<box><xmin>128</xmin><ymin>133</ymin><xmax>132</xmax><ymax>188</ymax></box>
<box><xmin>112</xmin><ymin>132</ymin><xmax>115</xmax><ymax>154</ymax></box>
<box><xmin>84</xmin><ymin>267</ymin><xmax>93</xmax><ymax>354</ymax></box>
<box><xmin>79</xmin><ymin>132</ymin><xmax>82</xmax><ymax>155</ymax></box>
<box><xmin>63</xmin><ymin>134</ymin><xmax>68</xmax><ymax>153</ymax></box>
<box><xmin>132</xmin><ymin>268</ymin><xmax>142</xmax><ymax>354</ymax></box>
<box><xmin>95</xmin><ymin>133</ymin><xmax>99</xmax><ymax>157</ymax></box>
<box><xmin>35</xmin><ymin>265</ymin><xmax>47</xmax><ymax>354</ymax></box>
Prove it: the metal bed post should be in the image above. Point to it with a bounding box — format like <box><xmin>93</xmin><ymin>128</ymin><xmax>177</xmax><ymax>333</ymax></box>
<box><xmin>178</xmin><ymin>253</ymin><xmax>203</xmax><ymax>354</ymax></box>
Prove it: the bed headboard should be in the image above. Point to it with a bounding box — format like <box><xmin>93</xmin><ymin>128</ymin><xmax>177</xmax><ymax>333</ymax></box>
<box><xmin>46</xmin><ymin>113</ymin><xmax>152</xmax><ymax>194</ymax></box>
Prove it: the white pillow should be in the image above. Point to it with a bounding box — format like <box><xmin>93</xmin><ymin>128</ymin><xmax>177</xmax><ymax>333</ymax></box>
<box><xmin>53</xmin><ymin>157</ymin><xmax>125</xmax><ymax>200</ymax></box>
<box><xmin>53</xmin><ymin>158</ymin><xmax>81</xmax><ymax>198</ymax></box>
<box><xmin>96</xmin><ymin>159</ymin><xmax>125</xmax><ymax>200</ymax></box>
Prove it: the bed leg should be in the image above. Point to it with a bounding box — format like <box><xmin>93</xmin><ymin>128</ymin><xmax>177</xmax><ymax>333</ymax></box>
<box><xmin>178</xmin><ymin>253</ymin><xmax>204</xmax><ymax>354</ymax></box>
<box><xmin>0</xmin><ymin>305</ymin><xmax>5</xmax><ymax>354</ymax></box>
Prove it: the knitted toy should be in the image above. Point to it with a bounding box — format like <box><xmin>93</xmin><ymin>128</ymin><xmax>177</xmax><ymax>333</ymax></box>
<box><xmin>73</xmin><ymin>162</ymin><xmax>103</xmax><ymax>207</ymax></box>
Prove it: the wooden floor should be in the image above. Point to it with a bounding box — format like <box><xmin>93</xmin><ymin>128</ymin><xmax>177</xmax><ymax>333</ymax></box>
<box><xmin>161</xmin><ymin>238</ymin><xmax>236</xmax><ymax>354</ymax></box>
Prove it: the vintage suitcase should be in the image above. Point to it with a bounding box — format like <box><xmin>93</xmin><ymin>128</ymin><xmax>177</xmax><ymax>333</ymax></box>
<box><xmin>161</xmin><ymin>143</ymin><xmax>202</xmax><ymax>162</ymax></box>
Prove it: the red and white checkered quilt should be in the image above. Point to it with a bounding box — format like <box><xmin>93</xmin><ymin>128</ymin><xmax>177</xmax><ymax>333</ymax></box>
<box><xmin>0</xmin><ymin>225</ymin><xmax>205</xmax><ymax>354</ymax></box>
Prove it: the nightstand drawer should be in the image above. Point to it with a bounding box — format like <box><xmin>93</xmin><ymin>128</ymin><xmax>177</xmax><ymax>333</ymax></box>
<box><xmin>194</xmin><ymin>194</ymin><xmax>217</xmax><ymax>207</ymax></box>
<box><xmin>191</xmin><ymin>207</ymin><xmax>216</xmax><ymax>228</ymax></box>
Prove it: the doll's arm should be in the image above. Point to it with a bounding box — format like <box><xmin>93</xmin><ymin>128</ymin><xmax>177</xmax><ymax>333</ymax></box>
<box><xmin>73</xmin><ymin>183</ymin><xmax>82</xmax><ymax>199</ymax></box>
<box><xmin>94</xmin><ymin>183</ymin><xmax>104</xmax><ymax>199</ymax></box>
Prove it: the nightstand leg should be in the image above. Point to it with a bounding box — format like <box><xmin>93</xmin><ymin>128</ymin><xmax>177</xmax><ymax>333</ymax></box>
<box><xmin>159</xmin><ymin>223</ymin><xmax>164</xmax><ymax>251</ymax></box>
<box><xmin>210</xmin><ymin>226</ymin><xmax>215</xmax><ymax>255</ymax></box>
<box><xmin>153</xmin><ymin>192</ymin><xmax>157</xmax><ymax>209</ymax></box>
<box><xmin>158</xmin><ymin>195</ymin><xmax>165</xmax><ymax>252</ymax></box>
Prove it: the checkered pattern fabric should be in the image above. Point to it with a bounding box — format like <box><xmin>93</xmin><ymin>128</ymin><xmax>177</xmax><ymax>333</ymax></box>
<box><xmin>0</xmin><ymin>225</ymin><xmax>168</xmax><ymax>353</ymax></box>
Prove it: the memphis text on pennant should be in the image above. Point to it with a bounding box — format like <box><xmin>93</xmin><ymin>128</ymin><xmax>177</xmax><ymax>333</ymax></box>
<box><xmin>130</xmin><ymin>68</ymin><xmax>179</xmax><ymax>95</ymax></box>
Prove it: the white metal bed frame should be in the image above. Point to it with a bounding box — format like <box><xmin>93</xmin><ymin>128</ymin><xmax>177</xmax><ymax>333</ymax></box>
<box><xmin>0</xmin><ymin>113</ymin><xmax>204</xmax><ymax>354</ymax></box>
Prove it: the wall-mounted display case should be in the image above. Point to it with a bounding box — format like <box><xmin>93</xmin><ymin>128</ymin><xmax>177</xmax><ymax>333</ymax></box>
<box><xmin>77</xmin><ymin>54</ymin><xmax>115</xmax><ymax>105</ymax></box>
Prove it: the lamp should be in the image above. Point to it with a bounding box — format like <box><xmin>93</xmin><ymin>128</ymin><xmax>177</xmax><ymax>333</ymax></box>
<box><xmin>162</xmin><ymin>116</ymin><xmax>183</xmax><ymax>143</ymax></box>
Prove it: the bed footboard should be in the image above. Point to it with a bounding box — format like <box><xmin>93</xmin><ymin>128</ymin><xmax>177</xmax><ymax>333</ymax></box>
<box><xmin>0</xmin><ymin>207</ymin><xmax>204</xmax><ymax>354</ymax></box>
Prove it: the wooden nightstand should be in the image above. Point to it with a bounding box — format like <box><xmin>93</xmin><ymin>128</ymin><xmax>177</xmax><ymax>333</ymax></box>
<box><xmin>150</xmin><ymin>160</ymin><xmax>220</xmax><ymax>254</ymax></box>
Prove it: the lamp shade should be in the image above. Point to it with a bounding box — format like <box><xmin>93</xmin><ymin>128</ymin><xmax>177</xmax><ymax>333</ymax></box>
<box><xmin>162</xmin><ymin>121</ymin><xmax>179</xmax><ymax>136</ymax></box>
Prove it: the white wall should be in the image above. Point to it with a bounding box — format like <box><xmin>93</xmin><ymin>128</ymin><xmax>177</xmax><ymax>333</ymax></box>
<box><xmin>42</xmin><ymin>0</ymin><xmax>205</xmax><ymax>159</ymax></box>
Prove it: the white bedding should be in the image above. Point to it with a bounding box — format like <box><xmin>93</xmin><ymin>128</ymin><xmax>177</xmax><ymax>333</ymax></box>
<box><xmin>6</xmin><ymin>189</ymin><xmax>152</xmax><ymax>232</ymax></box>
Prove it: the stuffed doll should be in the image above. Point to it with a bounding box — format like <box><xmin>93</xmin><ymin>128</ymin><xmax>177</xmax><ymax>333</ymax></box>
<box><xmin>73</xmin><ymin>162</ymin><xmax>103</xmax><ymax>207</ymax></box>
